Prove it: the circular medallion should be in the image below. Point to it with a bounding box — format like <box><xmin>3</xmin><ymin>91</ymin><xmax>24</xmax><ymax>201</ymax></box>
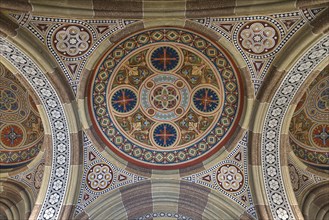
<box><xmin>110</xmin><ymin>87</ymin><xmax>138</xmax><ymax>114</ymax></box>
<box><xmin>86</xmin><ymin>163</ymin><xmax>113</xmax><ymax>191</ymax></box>
<box><xmin>149</xmin><ymin>46</ymin><xmax>181</xmax><ymax>72</ymax></box>
<box><xmin>0</xmin><ymin>124</ymin><xmax>25</xmax><ymax>148</ymax></box>
<box><xmin>311</xmin><ymin>124</ymin><xmax>329</xmax><ymax>148</ymax></box>
<box><xmin>216</xmin><ymin>164</ymin><xmax>244</xmax><ymax>192</ymax></box>
<box><xmin>151</xmin><ymin>85</ymin><xmax>179</xmax><ymax>111</ymax></box>
<box><xmin>192</xmin><ymin>87</ymin><xmax>221</xmax><ymax>114</ymax></box>
<box><xmin>140</xmin><ymin>74</ymin><xmax>190</xmax><ymax>121</ymax></box>
<box><xmin>238</xmin><ymin>21</ymin><xmax>279</xmax><ymax>55</ymax></box>
<box><xmin>53</xmin><ymin>25</ymin><xmax>92</xmax><ymax>57</ymax></box>
<box><xmin>89</xmin><ymin>28</ymin><xmax>243</xmax><ymax>169</ymax></box>
<box><xmin>151</xmin><ymin>123</ymin><xmax>179</xmax><ymax>148</ymax></box>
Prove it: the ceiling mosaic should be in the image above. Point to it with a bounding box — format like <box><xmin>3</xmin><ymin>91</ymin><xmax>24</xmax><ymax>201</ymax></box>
<box><xmin>9</xmin><ymin>13</ymin><xmax>137</xmax><ymax>93</ymax></box>
<box><xmin>0</xmin><ymin>63</ymin><xmax>44</xmax><ymax>169</ymax></box>
<box><xmin>0</xmin><ymin>2</ymin><xmax>328</xmax><ymax>220</ymax></box>
<box><xmin>194</xmin><ymin>7</ymin><xmax>325</xmax><ymax>93</ymax></box>
<box><xmin>182</xmin><ymin>131</ymin><xmax>256</xmax><ymax>218</ymax></box>
<box><xmin>88</xmin><ymin>28</ymin><xmax>243</xmax><ymax>169</ymax></box>
<box><xmin>74</xmin><ymin>134</ymin><xmax>146</xmax><ymax>215</ymax></box>
<box><xmin>289</xmin><ymin>66</ymin><xmax>329</xmax><ymax>169</ymax></box>
<box><xmin>10</xmin><ymin>155</ymin><xmax>45</xmax><ymax>198</ymax></box>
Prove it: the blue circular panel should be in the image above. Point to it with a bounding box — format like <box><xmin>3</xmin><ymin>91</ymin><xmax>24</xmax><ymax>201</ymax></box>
<box><xmin>193</xmin><ymin>88</ymin><xmax>220</xmax><ymax>113</ymax></box>
<box><xmin>151</xmin><ymin>47</ymin><xmax>179</xmax><ymax>72</ymax></box>
<box><xmin>153</xmin><ymin>123</ymin><xmax>177</xmax><ymax>147</ymax></box>
<box><xmin>111</xmin><ymin>88</ymin><xmax>137</xmax><ymax>113</ymax></box>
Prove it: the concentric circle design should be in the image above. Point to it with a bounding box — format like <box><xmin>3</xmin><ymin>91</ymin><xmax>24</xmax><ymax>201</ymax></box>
<box><xmin>86</xmin><ymin>163</ymin><xmax>113</xmax><ymax>191</ymax></box>
<box><xmin>152</xmin><ymin>123</ymin><xmax>178</xmax><ymax>148</ymax></box>
<box><xmin>0</xmin><ymin>124</ymin><xmax>25</xmax><ymax>148</ymax></box>
<box><xmin>0</xmin><ymin>63</ymin><xmax>44</xmax><ymax>168</ymax></box>
<box><xmin>150</xmin><ymin>46</ymin><xmax>180</xmax><ymax>72</ymax></box>
<box><xmin>53</xmin><ymin>25</ymin><xmax>92</xmax><ymax>57</ymax></box>
<box><xmin>311</xmin><ymin>124</ymin><xmax>329</xmax><ymax>148</ymax></box>
<box><xmin>110</xmin><ymin>88</ymin><xmax>138</xmax><ymax>114</ymax></box>
<box><xmin>289</xmin><ymin>68</ymin><xmax>329</xmax><ymax>169</ymax></box>
<box><xmin>216</xmin><ymin>164</ymin><xmax>244</xmax><ymax>192</ymax></box>
<box><xmin>192</xmin><ymin>87</ymin><xmax>220</xmax><ymax>113</ymax></box>
<box><xmin>89</xmin><ymin>28</ymin><xmax>243</xmax><ymax>169</ymax></box>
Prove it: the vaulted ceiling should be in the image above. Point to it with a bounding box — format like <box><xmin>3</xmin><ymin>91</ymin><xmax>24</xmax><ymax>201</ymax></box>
<box><xmin>0</xmin><ymin>1</ymin><xmax>328</xmax><ymax>220</ymax></box>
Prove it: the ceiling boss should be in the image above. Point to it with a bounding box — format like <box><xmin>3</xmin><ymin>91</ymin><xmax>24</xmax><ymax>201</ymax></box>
<box><xmin>88</xmin><ymin>28</ymin><xmax>244</xmax><ymax>169</ymax></box>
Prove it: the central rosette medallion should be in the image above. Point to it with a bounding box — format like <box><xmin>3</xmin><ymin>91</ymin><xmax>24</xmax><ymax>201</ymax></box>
<box><xmin>89</xmin><ymin>28</ymin><xmax>243</xmax><ymax>169</ymax></box>
<box><xmin>141</xmin><ymin>74</ymin><xmax>187</xmax><ymax>121</ymax></box>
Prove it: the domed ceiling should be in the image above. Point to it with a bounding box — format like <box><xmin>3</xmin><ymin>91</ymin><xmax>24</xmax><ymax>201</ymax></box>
<box><xmin>289</xmin><ymin>65</ymin><xmax>329</xmax><ymax>169</ymax></box>
<box><xmin>1</xmin><ymin>1</ymin><xmax>328</xmax><ymax>220</ymax></box>
<box><xmin>88</xmin><ymin>28</ymin><xmax>244</xmax><ymax>169</ymax></box>
<box><xmin>0</xmin><ymin>63</ymin><xmax>44</xmax><ymax>169</ymax></box>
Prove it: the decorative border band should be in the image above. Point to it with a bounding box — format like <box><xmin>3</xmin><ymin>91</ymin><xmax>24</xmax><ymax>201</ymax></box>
<box><xmin>0</xmin><ymin>39</ymin><xmax>71</xmax><ymax>220</ymax></box>
<box><xmin>261</xmin><ymin>36</ymin><xmax>328</xmax><ymax>220</ymax></box>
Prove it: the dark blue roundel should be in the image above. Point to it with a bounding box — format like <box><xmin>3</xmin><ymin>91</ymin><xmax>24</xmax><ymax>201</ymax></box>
<box><xmin>153</xmin><ymin>123</ymin><xmax>177</xmax><ymax>147</ymax></box>
<box><xmin>151</xmin><ymin>46</ymin><xmax>179</xmax><ymax>72</ymax></box>
<box><xmin>193</xmin><ymin>88</ymin><xmax>220</xmax><ymax>113</ymax></box>
<box><xmin>111</xmin><ymin>88</ymin><xmax>137</xmax><ymax>113</ymax></box>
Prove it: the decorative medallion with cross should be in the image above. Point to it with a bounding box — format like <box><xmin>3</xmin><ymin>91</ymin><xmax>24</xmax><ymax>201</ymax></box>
<box><xmin>89</xmin><ymin>28</ymin><xmax>243</xmax><ymax>169</ymax></box>
<box><xmin>150</xmin><ymin>46</ymin><xmax>180</xmax><ymax>72</ymax></box>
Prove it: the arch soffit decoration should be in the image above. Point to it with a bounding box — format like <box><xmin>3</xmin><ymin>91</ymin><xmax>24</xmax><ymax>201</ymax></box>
<box><xmin>287</xmin><ymin>64</ymin><xmax>329</xmax><ymax>171</ymax></box>
<box><xmin>250</xmin><ymin>22</ymin><xmax>329</xmax><ymax>220</ymax></box>
<box><xmin>0</xmin><ymin>32</ymin><xmax>81</xmax><ymax>220</ymax></box>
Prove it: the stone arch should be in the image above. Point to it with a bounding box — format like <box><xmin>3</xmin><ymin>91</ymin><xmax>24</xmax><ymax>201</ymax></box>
<box><xmin>249</xmin><ymin>8</ymin><xmax>329</xmax><ymax>219</ymax></box>
<box><xmin>0</xmin><ymin>17</ymin><xmax>82</xmax><ymax>219</ymax></box>
<box><xmin>0</xmin><ymin>0</ymin><xmax>327</xmax><ymax>19</ymax></box>
<box><xmin>0</xmin><ymin>179</ymin><xmax>34</xmax><ymax>220</ymax></box>
<box><xmin>76</xmin><ymin>180</ymin><xmax>246</xmax><ymax>220</ymax></box>
<box><xmin>286</xmin><ymin>64</ymin><xmax>329</xmax><ymax>172</ymax></box>
<box><xmin>301</xmin><ymin>181</ymin><xmax>329</xmax><ymax>220</ymax></box>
